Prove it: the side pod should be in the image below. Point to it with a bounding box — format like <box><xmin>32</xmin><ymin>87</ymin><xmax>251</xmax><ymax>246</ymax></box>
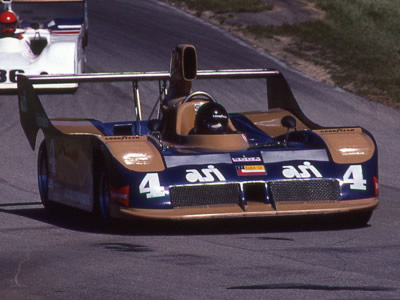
<box><xmin>17</xmin><ymin>75</ymin><xmax>59</xmax><ymax>150</ymax></box>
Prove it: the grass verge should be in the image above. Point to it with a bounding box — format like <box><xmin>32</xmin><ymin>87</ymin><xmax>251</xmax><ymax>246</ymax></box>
<box><xmin>165</xmin><ymin>0</ymin><xmax>400</xmax><ymax>108</ymax></box>
<box><xmin>247</xmin><ymin>0</ymin><xmax>400</xmax><ymax>108</ymax></box>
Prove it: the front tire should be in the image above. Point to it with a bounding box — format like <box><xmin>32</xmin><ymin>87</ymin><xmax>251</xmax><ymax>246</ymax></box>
<box><xmin>344</xmin><ymin>210</ymin><xmax>373</xmax><ymax>228</ymax></box>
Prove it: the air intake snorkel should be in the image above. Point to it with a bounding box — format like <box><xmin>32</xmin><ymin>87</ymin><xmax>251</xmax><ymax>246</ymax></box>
<box><xmin>166</xmin><ymin>44</ymin><xmax>197</xmax><ymax>104</ymax></box>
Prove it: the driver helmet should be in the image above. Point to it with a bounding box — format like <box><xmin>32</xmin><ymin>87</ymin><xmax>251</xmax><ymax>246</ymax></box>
<box><xmin>0</xmin><ymin>11</ymin><xmax>18</xmax><ymax>35</ymax></box>
<box><xmin>194</xmin><ymin>102</ymin><xmax>229</xmax><ymax>134</ymax></box>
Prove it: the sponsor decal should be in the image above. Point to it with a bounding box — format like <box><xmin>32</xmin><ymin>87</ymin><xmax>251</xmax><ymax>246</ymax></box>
<box><xmin>232</xmin><ymin>156</ymin><xmax>262</xmax><ymax>163</ymax></box>
<box><xmin>319</xmin><ymin>128</ymin><xmax>356</xmax><ymax>134</ymax></box>
<box><xmin>110</xmin><ymin>185</ymin><xmax>129</xmax><ymax>207</ymax></box>
<box><xmin>123</xmin><ymin>153</ymin><xmax>151</xmax><ymax>165</ymax></box>
<box><xmin>186</xmin><ymin>165</ymin><xmax>226</xmax><ymax>183</ymax></box>
<box><xmin>105</xmin><ymin>136</ymin><xmax>140</xmax><ymax>141</ymax></box>
<box><xmin>237</xmin><ymin>165</ymin><xmax>266</xmax><ymax>176</ymax></box>
<box><xmin>282</xmin><ymin>161</ymin><xmax>322</xmax><ymax>178</ymax></box>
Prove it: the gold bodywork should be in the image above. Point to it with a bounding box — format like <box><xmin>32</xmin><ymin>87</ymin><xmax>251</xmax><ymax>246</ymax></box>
<box><xmin>315</xmin><ymin>128</ymin><xmax>375</xmax><ymax>164</ymax></box>
<box><xmin>99</xmin><ymin>136</ymin><xmax>165</xmax><ymax>172</ymax></box>
<box><xmin>246</xmin><ymin>109</ymin><xmax>375</xmax><ymax>164</ymax></box>
<box><xmin>244</xmin><ymin>109</ymin><xmax>309</xmax><ymax>137</ymax></box>
<box><xmin>117</xmin><ymin>198</ymin><xmax>378</xmax><ymax>220</ymax></box>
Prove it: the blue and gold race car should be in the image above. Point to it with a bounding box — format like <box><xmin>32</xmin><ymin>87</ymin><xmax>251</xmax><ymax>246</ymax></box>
<box><xmin>17</xmin><ymin>44</ymin><xmax>378</xmax><ymax>225</ymax></box>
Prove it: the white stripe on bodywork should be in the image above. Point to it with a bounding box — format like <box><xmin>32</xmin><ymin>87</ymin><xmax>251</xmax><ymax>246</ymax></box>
<box><xmin>261</xmin><ymin>149</ymin><xmax>329</xmax><ymax>163</ymax></box>
<box><xmin>58</xmin><ymin>25</ymin><xmax>82</xmax><ymax>29</ymax></box>
<box><xmin>165</xmin><ymin>154</ymin><xmax>232</xmax><ymax>168</ymax></box>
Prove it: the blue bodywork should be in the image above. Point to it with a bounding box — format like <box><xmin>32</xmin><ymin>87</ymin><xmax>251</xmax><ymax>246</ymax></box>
<box><xmin>91</xmin><ymin>116</ymin><xmax>378</xmax><ymax>211</ymax></box>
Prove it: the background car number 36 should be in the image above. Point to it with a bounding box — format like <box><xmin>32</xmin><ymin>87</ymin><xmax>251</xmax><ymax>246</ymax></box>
<box><xmin>0</xmin><ymin>69</ymin><xmax>24</xmax><ymax>83</ymax></box>
<box><xmin>0</xmin><ymin>70</ymin><xmax>48</xmax><ymax>83</ymax></box>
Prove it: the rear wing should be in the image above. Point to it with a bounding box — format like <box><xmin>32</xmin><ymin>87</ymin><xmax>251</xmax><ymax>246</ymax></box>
<box><xmin>17</xmin><ymin>70</ymin><xmax>319</xmax><ymax>149</ymax></box>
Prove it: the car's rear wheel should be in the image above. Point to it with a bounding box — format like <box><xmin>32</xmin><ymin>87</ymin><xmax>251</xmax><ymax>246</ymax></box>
<box><xmin>98</xmin><ymin>169</ymin><xmax>110</xmax><ymax>219</ymax></box>
<box><xmin>38</xmin><ymin>141</ymin><xmax>55</xmax><ymax>210</ymax></box>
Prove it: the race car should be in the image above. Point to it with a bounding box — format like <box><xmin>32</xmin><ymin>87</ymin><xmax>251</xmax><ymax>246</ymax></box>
<box><xmin>17</xmin><ymin>44</ymin><xmax>379</xmax><ymax>225</ymax></box>
<box><xmin>0</xmin><ymin>0</ymin><xmax>87</xmax><ymax>91</ymax></box>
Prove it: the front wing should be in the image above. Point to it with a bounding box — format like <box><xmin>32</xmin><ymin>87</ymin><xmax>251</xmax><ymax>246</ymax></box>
<box><xmin>104</xmin><ymin>148</ymin><xmax>378</xmax><ymax>221</ymax></box>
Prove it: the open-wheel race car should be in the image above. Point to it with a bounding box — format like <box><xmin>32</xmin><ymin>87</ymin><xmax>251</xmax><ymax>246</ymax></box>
<box><xmin>0</xmin><ymin>0</ymin><xmax>87</xmax><ymax>91</ymax></box>
<box><xmin>17</xmin><ymin>44</ymin><xmax>379</xmax><ymax>225</ymax></box>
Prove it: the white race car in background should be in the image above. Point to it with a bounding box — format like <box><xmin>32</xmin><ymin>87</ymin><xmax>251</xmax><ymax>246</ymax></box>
<box><xmin>0</xmin><ymin>0</ymin><xmax>88</xmax><ymax>91</ymax></box>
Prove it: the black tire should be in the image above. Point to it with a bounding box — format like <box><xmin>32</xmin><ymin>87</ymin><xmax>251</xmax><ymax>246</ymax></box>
<box><xmin>37</xmin><ymin>141</ymin><xmax>56</xmax><ymax>210</ymax></box>
<box><xmin>328</xmin><ymin>210</ymin><xmax>373</xmax><ymax>229</ymax></box>
<box><xmin>97</xmin><ymin>168</ymin><xmax>111</xmax><ymax>219</ymax></box>
<box><xmin>345</xmin><ymin>210</ymin><xmax>373</xmax><ymax>228</ymax></box>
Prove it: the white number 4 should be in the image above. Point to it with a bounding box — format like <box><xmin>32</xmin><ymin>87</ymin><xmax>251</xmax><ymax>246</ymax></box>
<box><xmin>343</xmin><ymin>165</ymin><xmax>367</xmax><ymax>190</ymax></box>
<box><xmin>139</xmin><ymin>173</ymin><xmax>166</xmax><ymax>198</ymax></box>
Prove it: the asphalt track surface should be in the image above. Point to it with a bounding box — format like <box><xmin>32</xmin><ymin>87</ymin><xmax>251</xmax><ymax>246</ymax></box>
<box><xmin>1</xmin><ymin>1</ymin><xmax>400</xmax><ymax>299</ymax></box>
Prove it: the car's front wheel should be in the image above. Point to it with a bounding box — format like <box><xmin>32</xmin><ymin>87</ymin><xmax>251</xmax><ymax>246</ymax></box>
<box><xmin>345</xmin><ymin>210</ymin><xmax>373</xmax><ymax>228</ymax></box>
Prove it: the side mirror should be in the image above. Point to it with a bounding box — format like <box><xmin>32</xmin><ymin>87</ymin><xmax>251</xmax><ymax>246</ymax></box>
<box><xmin>281</xmin><ymin>115</ymin><xmax>296</xmax><ymax>130</ymax></box>
<box><xmin>281</xmin><ymin>115</ymin><xmax>297</xmax><ymax>147</ymax></box>
<box><xmin>148</xmin><ymin>119</ymin><xmax>162</xmax><ymax>132</ymax></box>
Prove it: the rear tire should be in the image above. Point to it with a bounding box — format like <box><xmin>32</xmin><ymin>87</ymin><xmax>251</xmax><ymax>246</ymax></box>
<box><xmin>37</xmin><ymin>141</ymin><xmax>56</xmax><ymax>210</ymax></box>
<box><xmin>98</xmin><ymin>169</ymin><xmax>111</xmax><ymax>219</ymax></box>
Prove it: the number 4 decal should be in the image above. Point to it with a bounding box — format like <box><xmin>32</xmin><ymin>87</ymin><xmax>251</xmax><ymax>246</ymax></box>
<box><xmin>343</xmin><ymin>165</ymin><xmax>367</xmax><ymax>190</ymax></box>
<box><xmin>139</xmin><ymin>173</ymin><xmax>166</xmax><ymax>198</ymax></box>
